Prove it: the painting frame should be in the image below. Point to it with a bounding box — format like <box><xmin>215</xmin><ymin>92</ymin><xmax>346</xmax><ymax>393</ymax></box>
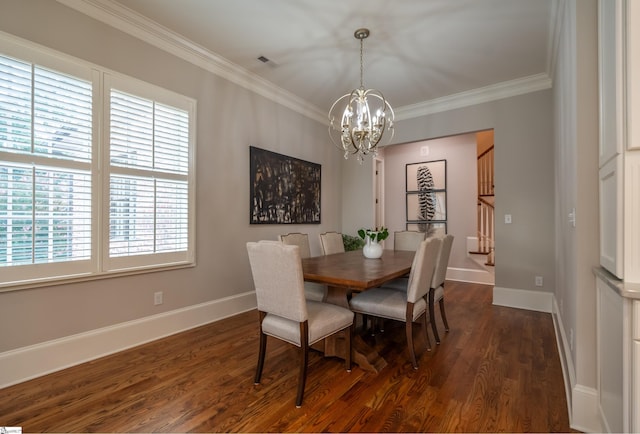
<box><xmin>406</xmin><ymin>222</ymin><xmax>447</xmax><ymax>237</ymax></box>
<box><xmin>405</xmin><ymin>159</ymin><xmax>447</xmax><ymax>234</ymax></box>
<box><xmin>249</xmin><ymin>146</ymin><xmax>321</xmax><ymax>224</ymax></box>
<box><xmin>406</xmin><ymin>159</ymin><xmax>446</xmax><ymax>192</ymax></box>
<box><xmin>406</xmin><ymin>191</ymin><xmax>447</xmax><ymax>222</ymax></box>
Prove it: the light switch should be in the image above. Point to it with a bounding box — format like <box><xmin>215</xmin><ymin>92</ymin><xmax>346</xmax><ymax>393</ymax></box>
<box><xmin>504</xmin><ymin>214</ymin><xmax>512</xmax><ymax>224</ymax></box>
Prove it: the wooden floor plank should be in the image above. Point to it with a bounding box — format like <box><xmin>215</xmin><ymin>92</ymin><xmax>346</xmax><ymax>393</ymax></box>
<box><xmin>0</xmin><ymin>281</ymin><xmax>575</xmax><ymax>432</ymax></box>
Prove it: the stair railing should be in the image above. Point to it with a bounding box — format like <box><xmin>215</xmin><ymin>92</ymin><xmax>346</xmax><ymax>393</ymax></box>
<box><xmin>477</xmin><ymin>146</ymin><xmax>494</xmax><ymax>197</ymax></box>
<box><xmin>477</xmin><ymin>146</ymin><xmax>494</xmax><ymax>264</ymax></box>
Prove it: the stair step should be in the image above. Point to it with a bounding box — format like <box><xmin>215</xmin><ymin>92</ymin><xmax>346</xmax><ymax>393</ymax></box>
<box><xmin>468</xmin><ymin>250</ymin><xmax>491</xmax><ymax>255</ymax></box>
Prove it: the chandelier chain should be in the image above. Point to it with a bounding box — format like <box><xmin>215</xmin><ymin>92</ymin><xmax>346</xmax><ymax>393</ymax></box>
<box><xmin>359</xmin><ymin>37</ymin><xmax>364</xmax><ymax>89</ymax></box>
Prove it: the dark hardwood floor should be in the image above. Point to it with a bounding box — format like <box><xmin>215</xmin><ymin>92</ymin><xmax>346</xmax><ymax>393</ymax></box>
<box><xmin>0</xmin><ymin>281</ymin><xmax>572</xmax><ymax>432</ymax></box>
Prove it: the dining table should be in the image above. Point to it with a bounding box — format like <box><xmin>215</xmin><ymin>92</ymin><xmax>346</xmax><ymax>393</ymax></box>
<box><xmin>301</xmin><ymin>249</ymin><xmax>415</xmax><ymax>372</ymax></box>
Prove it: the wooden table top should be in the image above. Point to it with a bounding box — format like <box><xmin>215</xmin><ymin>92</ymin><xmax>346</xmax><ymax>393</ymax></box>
<box><xmin>301</xmin><ymin>249</ymin><xmax>415</xmax><ymax>290</ymax></box>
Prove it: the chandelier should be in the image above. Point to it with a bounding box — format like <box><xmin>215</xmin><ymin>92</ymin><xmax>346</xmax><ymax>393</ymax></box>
<box><xmin>329</xmin><ymin>28</ymin><xmax>395</xmax><ymax>163</ymax></box>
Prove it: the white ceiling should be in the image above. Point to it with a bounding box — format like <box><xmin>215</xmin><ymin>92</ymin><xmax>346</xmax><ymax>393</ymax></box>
<box><xmin>70</xmin><ymin>0</ymin><xmax>557</xmax><ymax>119</ymax></box>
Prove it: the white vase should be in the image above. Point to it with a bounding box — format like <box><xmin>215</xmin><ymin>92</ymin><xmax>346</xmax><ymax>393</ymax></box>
<box><xmin>363</xmin><ymin>237</ymin><xmax>383</xmax><ymax>259</ymax></box>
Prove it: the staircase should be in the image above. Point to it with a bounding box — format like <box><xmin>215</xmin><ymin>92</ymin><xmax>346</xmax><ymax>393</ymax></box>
<box><xmin>469</xmin><ymin>145</ymin><xmax>494</xmax><ymax>267</ymax></box>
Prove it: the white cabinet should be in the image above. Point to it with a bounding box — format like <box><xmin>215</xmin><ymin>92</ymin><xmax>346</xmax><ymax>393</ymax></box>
<box><xmin>598</xmin><ymin>0</ymin><xmax>640</xmax><ymax>281</ymax></box>
<box><xmin>598</xmin><ymin>157</ymin><xmax>623</xmax><ymax>277</ymax></box>
<box><xmin>595</xmin><ymin>271</ymin><xmax>640</xmax><ymax>433</ymax></box>
<box><xmin>597</xmin><ymin>1</ymin><xmax>640</xmax><ymax>431</ymax></box>
<box><xmin>633</xmin><ymin>301</ymin><xmax>640</xmax><ymax>431</ymax></box>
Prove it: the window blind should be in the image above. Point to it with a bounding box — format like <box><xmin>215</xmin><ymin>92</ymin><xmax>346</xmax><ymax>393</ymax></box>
<box><xmin>0</xmin><ymin>54</ymin><xmax>92</xmax><ymax>269</ymax></box>
<box><xmin>108</xmin><ymin>90</ymin><xmax>190</xmax><ymax>258</ymax></box>
<box><xmin>0</xmin><ymin>37</ymin><xmax>195</xmax><ymax>287</ymax></box>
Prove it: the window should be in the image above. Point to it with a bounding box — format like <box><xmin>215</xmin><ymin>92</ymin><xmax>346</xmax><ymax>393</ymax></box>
<box><xmin>0</xmin><ymin>37</ymin><xmax>195</xmax><ymax>288</ymax></box>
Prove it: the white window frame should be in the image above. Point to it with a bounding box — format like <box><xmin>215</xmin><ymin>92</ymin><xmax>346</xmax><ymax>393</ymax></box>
<box><xmin>0</xmin><ymin>33</ymin><xmax>196</xmax><ymax>290</ymax></box>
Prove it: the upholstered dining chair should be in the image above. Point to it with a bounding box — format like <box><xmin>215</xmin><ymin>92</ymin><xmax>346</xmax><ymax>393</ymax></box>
<box><xmin>278</xmin><ymin>233</ymin><xmax>326</xmax><ymax>301</ymax></box>
<box><xmin>246</xmin><ymin>240</ymin><xmax>354</xmax><ymax>407</ymax></box>
<box><xmin>349</xmin><ymin>237</ymin><xmax>441</xmax><ymax>369</ymax></box>
<box><xmin>279</xmin><ymin>232</ymin><xmax>311</xmax><ymax>258</ymax></box>
<box><xmin>394</xmin><ymin>230</ymin><xmax>426</xmax><ymax>252</ymax></box>
<box><xmin>429</xmin><ymin>234</ymin><xmax>454</xmax><ymax>344</ymax></box>
<box><xmin>319</xmin><ymin>231</ymin><xmax>345</xmax><ymax>255</ymax></box>
<box><xmin>387</xmin><ymin>230</ymin><xmax>426</xmax><ymax>285</ymax></box>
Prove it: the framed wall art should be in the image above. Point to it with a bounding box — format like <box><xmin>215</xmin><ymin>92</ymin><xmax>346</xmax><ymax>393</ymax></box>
<box><xmin>249</xmin><ymin>146</ymin><xmax>321</xmax><ymax>224</ymax></box>
<box><xmin>405</xmin><ymin>159</ymin><xmax>447</xmax><ymax>235</ymax></box>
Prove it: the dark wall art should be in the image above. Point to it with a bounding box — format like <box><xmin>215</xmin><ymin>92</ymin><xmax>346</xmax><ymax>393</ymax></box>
<box><xmin>405</xmin><ymin>159</ymin><xmax>447</xmax><ymax>235</ymax></box>
<box><xmin>250</xmin><ymin>146</ymin><xmax>321</xmax><ymax>224</ymax></box>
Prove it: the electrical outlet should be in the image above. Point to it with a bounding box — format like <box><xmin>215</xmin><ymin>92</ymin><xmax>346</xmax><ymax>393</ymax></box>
<box><xmin>535</xmin><ymin>276</ymin><xmax>543</xmax><ymax>287</ymax></box>
<box><xmin>504</xmin><ymin>214</ymin><xmax>512</xmax><ymax>224</ymax></box>
<box><xmin>154</xmin><ymin>291</ymin><xmax>163</xmax><ymax>305</ymax></box>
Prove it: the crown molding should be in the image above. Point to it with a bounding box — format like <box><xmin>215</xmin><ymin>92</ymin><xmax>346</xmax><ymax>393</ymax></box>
<box><xmin>394</xmin><ymin>73</ymin><xmax>553</xmax><ymax>120</ymax></box>
<box><xmin>56</xmin><ymin>0</ymin><xmax>328</xmax><ymax>124</ymax></box>
<box><xmin>57</xmin><ymin>0</ymin><xmax>554</xmax><ymax>125</ymax></box>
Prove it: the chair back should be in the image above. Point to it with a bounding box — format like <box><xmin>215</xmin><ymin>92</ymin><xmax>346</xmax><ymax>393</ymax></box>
<box><xmin>431</xmin><ymin>234</ymin><xmax>454</xmax><ymax>289</ymax></box>
<box><xmin>279</xmin><ymin>233</ymin><xmax>311</xmax><ymax>259</ymax></box>
<box><xmin>319</xmin><ymin>232</ymin><xmax>345</xmax><ymax>255</ymax></box>
<box><xmin>406</xmin><ymin>237</ymin><xmax>441</xmax><ymax>303</ymax></box>
<box><xmin>394</xmin><ymin>230</ymin><xmax>426</xmax><ymax>251</ymax></box>
<box><xmin>246</xmin><ymin>241</ymin><xmax>307</xmax><ymax>322</ymax></box>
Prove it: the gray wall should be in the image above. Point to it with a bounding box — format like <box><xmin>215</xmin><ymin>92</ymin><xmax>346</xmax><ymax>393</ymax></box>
<box><xmin>0</xmin><ymin>0</ymin><xmax>343</xmax><ymax>352</ymax></box>
<box><xmin>553</xmin><ymin>0</ymin><xmax>599</xmax><ymax>396</ymax></box>
<box><xmin>344</xmin><ymin>90</ymin><xmax>556</xmax><ymax>293</ymax></box>
<box><xmin>382</xmin><ymin>133</ymin><xmax>480</xmax><ymax>272</ymax></box>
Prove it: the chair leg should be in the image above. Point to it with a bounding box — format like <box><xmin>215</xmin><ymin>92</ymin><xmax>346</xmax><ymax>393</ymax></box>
<box><xmin>345</xmin><ymin>324</ymin><xmax>353</xmax><ymax>372</ymax></box>
<box><xmin>429</xmin><ymin>288</ymin><xmax>441</xmax><ymax>344</ymax></box>
<box><xmin>406</xmin><ymin>303</ymin><xmax>418</xmax><ymax>369</ymax></box>
<box><xmin>296</xmin><ymin>321</ymin><xmax>309</xmax><ymax>408</ymax></box>
<box><xmin>254</xmin><ymin>312</ymin><xmax>267</xmax><ymax>384</ymax></box>
<box><xmin>439</xmin><ymin>298</ymin><xmax>450</xmax><ymax>332</ymax></box>
<box><xmin>421</xmin><ymin>311</ymin><xmax>432</xmax><ymax>352</ymax></box>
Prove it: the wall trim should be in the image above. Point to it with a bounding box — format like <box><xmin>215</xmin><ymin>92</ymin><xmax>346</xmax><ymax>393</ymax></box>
<box><xmin>55</xmin><ymin>0</ymin><xmax>327</xmax><ymax>124</ymax></box>
<box><xmin>446</xmin><ymin>267</ymin><xmax>495</xmax><ymax>286</ymax></box>
<box><xmin>395</xmin><ymin>73</ymin><xmax>553</xmax><ymax>120</ymax></box>
<box><xmin>0</xmin><ymin>291</ymin><xmax>257</xmax><ymax>389</ymax></box>
<box><xmin>492</xmin><ymin>286</ymin><xmax>553</xmax><ymax>312</ymax></box>
<box><xmin>57</xmin><ymin>0</ymin><xmax>553</xmax><ymax>126</ymax></box>
<box><xmin>572</xmin><ymin>385</ymin><xmax>602</xmax><ymax>433</ymax></box>
<box><xmin>552</xmin><ymin>294</ymin><xmax>601</xmax><ymax>433</ymax></box>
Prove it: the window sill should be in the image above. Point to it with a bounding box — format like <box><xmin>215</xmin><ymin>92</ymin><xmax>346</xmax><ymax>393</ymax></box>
<box><xmin>0</xmin><ymin>261</ymin><xmax>196</xmax><ymax>293</ymax></box>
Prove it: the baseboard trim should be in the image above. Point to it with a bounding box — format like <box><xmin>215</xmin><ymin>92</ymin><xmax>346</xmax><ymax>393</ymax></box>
<box><xmin>572</xmin><ymin>384</ymin><xmax>601</xmax><ymax>433</ymax></box>
<box><xmin>492</xmin><ymin>286</ymin><xmax>553</xmax><ymax>312</ymax></box>
<box><xmin>446</xmin><ymin>267</ymin><xmax>495</xmax><ymax>285</ymax></box>
<box><xmin>551</xmin><ymin>297</ymin><xmax>575</xmax><ymax>406</ymax></box>
<box><xmin>551</xmin><ymin>294</ymin><xmax>601</xmax><ymax>433</ymax></box>
<box><xmin>0</xmin><ymin>291</ymin><xmax>257</xmax><ymax>388</ymax></box>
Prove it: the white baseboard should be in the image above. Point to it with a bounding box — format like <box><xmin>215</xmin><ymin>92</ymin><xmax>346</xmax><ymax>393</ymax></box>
<box><xmin>551</xmin><ymin>295</ymin><xmax>601</xmax><ymax>433</ymax></box>
<box><xmin>446</xmin><ymin>267</ymin><xmax>495</xmax><ymax>285</ymax></box>
<box><xmin>572</xmin><ymin>384</ymin><xmax>601</xmax><ymax>433</ymax></box>
<box><xmin>0</xmin><ymin>291</ymin><xmax>257</xmax><ymax>389</ymax></box>
<box><xmin>551</xmin><ymin>297</ymin><xmax>576</xmax><ymax>407</ymax></box>
<box><xmin>492</xmin><ymin>286</ymin><xmax>553</xmax><ymax>312</ymax></box>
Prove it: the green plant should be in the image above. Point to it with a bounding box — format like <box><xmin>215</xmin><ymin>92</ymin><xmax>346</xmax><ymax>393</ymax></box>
<box><xmin>357</xmin><ymin>226</ymin><xmax>389</xmax><ymax>243</ymax></box>
<box><xmin>342</xmin><ymin>234</ymin><xmax>365</xmax><ymax>251</ymax></box>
